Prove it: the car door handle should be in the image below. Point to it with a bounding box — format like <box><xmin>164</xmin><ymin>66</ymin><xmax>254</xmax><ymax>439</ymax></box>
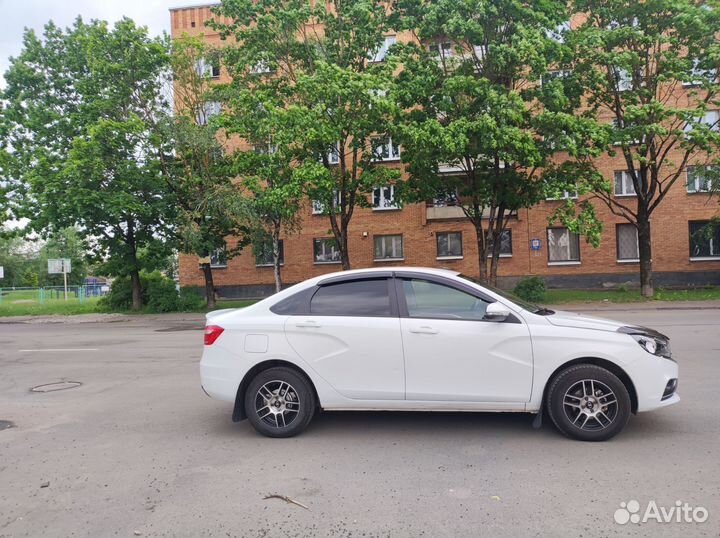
<box><xmin>409</xmin><ymin>326</ymin><xmax>438</xmax><ymax>335</ymax></box>
<box><xmin>295</xmin><ymin>320</ymin><xmax>321</xmax><ymax>328</ymax></box>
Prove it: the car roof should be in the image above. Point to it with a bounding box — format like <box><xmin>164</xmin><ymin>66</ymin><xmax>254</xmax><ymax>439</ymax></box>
<box><xmin>316</xmin><ymin>266</ymin><xmax>460</xmax><ymax>282</ymax></box>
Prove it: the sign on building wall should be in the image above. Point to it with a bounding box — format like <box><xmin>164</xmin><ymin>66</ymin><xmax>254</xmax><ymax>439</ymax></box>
<box><xmin>530</xmin><ymin>239</ymin><xmax>542</xmax><ymax>251</ymax></box>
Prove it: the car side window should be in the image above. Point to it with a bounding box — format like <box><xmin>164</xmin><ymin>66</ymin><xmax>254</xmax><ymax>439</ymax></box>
<box><xmin>310</xmin><ymin>279</ymin><xmax>392</xmax><ymax>317</ymax></box>
<box><xmin>402</xmin><ymin>279</ymin><xmax>490</xmax><ymax>320</ymax></box>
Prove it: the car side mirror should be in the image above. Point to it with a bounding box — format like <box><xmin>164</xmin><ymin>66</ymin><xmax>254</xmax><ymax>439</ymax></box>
<box><xmin>484</xmin><ymin>301</ymin><xmax>511</xmax><ymax>322</ymax></box>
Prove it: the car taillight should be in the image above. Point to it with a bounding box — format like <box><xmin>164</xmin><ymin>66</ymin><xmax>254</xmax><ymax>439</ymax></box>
<box><xmin>204</xmin><ymin>325</ymin><xmax>224</xmax><ymax>346</ymax></box>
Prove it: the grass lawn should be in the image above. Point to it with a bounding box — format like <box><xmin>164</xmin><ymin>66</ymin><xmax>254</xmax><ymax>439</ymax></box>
<box><xmin>543</xmin><ymin>287</ymin><xmax>720</xmax><ymax>304</ymax></box>
<box><xmin>0</xmin><ymin>293</ymin><xmax>258</xmax><ymax>317</ymax></box>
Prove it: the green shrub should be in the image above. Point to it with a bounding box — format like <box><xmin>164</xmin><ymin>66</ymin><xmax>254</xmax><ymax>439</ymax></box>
<box><xmin>513</xmin><ymin>276</ymin><xmax>546</xmax><ymax>303</ymax></box>
<box><xmin>99</xmin><ymin>271</ymin><xmax>202</xmax><ymax>312</ymax></box>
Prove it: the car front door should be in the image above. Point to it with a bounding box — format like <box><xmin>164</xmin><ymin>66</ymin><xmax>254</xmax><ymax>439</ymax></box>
<box><xmin>283</xmin><ymin>277</ymin><xmax>405</xmax><ymax>400</ymax></box>
<box><xmin>397</xmin><ymin>276</ymin><xmax>533</xmax><ymax>403</ymax></box>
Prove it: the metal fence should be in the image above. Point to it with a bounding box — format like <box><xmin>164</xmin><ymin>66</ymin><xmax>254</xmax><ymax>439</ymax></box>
<box><xmin>0</xmin><ymin>285</ymin><xmax>109</xmax><ymax>304</ymax></box>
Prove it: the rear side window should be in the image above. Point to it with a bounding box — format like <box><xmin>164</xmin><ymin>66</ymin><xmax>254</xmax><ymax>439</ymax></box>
<box><xmin>269</xmin><ymin>287</ymin><xmax>314</xmax><ymax>315</ymax></box>
<box><xmin>310</xmin><ymin>279</ymin><xmax>391</xmax><ymax>316</ymax></box>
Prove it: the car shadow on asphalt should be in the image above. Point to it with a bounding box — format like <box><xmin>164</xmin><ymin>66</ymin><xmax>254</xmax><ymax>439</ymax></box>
<box><xmin>204</xmin><ymin>408</ymin><xmax>683</xmax><ymax>443</ymax></box>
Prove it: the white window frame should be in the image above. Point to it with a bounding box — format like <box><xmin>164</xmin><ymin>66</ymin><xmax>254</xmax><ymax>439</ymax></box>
<box><xmin>541</xmin><ymin>69</ymin><xmax>572</xmax><ymax>87</ymax></box>
<box><xmin>616</xmin><ymin>223</ymin><xmax>640</xmax><ymax>263</ymax></box>
<box><xmin>547</xmin><ymin>227</ymin><xmax>581</xmax><ymax>265</ymax></box>
<box><xmin>254</xmin><ymin>139</ymin><xmax>277</xmax><ymax>154</ymax></box>
<box><xmin>429</xmin><ymin>41</ymin><xmax>453</xmax><ymax>59</ymax></box>
<box><xmin>436</xmin><ymin>231</ymin><xmax>463</xmax><ymax>260</ymax></box>
<box><xmin>687</xmin><ymin>165</ymin><xmax>717</xmax><ymax>193</ymax></box>
<box><xmin>614</xmin><ymin>170</ymin><xmax>637</xmax><ymax>197</ymax></box>
<box><xmin>369</xmin><ymin>35</ymin><xmax>397</xmax><ymax>63</ymax></box>
<box><xmin>682</xmin><ymin>60</ymin><xmax>717</xmax><ymax>87</ymax></box>
<box><xmin>685</xmin><ymin>110</ymin><xmax>720</xmax><ymax>133</ymax></box>
<box><xmin>313</xmin><ymin>238</ymin><xmax>342</xmax><ymax>264</ymax></box>
<box><xmin>311</xmin><ymin>190</ymin><xmax>341</xmax><ymax>215</ymax></box>
<box><xmin>195</xmin><ymin>57</ymin><xmax>220</xmax><ymax>78</ymax></box>
<box><xmin>373</xmin><ymin>234</ymin><xmax>404</xmax><ymax>261</ymax></box>
<box><xmin>371</xmin><ymin>136</ymin><xmax>401</xmax><ymax>162</ymax></box>
<box><xmin>545</xmin><ymin>189</ymin><xmax>578</xmax><ymax>201</ymax></box>
<box><xmin>209</xmin><ymin>246</ymin><xmax>227</xmax><ymax>268</ymax></box>
<box><xmin>487</xmin><ymin>229</ymin><xmax>513</xmax><ymax>258</ymax></box>
<box><xmin>324</xmin><ymin>141</ymin><xmax>341</xmax><ymax>165</ymax></box>
<box><xmin>196</xmin><ymin>101</ymin><xmax>221</xmax><ymax>126</ymax></box>
<box><xmin>689</xmin><ymin>221</ymin><xmax>720</xmax><ymax>260</ymax></box>
<box><xmin>548</xmin><ymin>20</ymin><xmax>572</xmax><ymax>42</ymax></box>
<box><xmin>372</xmin><ymin>185</ymin><xmax>398</xmax><ymax>210</ymax></box>
<box><xmin>251</xmin><ymin>60</ymin><xmax>272</xmax><ymax>74</ymax></box>
<box><xmin>255</xmin><ymin>239</ymin><xmax>284</xmax><ymax>267</ymax></box>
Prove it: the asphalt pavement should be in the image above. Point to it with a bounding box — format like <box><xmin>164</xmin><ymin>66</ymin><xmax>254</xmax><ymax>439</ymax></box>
<box><xmin>0</xmin><ymin>306</ymin><xmax>719</xmax><ymax>537</ymax></box>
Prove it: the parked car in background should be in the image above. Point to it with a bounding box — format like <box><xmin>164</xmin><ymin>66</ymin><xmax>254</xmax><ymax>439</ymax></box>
<box><xmin>200</xmin><ymin>267</ymin><xmax>679</xmax><ymax>441</ymax></box>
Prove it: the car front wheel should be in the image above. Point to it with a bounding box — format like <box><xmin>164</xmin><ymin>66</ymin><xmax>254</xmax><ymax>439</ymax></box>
<box><xmin>245</xmin><ymin>367</ymin><xmax>316</xmax><ymax>438</ymax></box>
<box><xmin>547</xmin><ymin>364</ymin><xmax>631</xmax><ymax>442</ymax></box>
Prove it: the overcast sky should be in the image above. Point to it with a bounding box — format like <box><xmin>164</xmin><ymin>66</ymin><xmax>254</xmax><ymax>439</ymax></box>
<box><xmin>0</xmin><ymin>0</ymin><xmax>182</xmax><ymax>87</ymax></box>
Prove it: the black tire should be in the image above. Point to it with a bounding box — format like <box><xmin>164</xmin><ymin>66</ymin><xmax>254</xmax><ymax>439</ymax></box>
<box><xmin>546</xmin><ymin>364</ymin><xmax>631</xmax><ymax>442</ymax></box>
<box><xmin>244</xmin><ymin>367</ymin><xmax>316</xmax><ymax>438</ymax></box>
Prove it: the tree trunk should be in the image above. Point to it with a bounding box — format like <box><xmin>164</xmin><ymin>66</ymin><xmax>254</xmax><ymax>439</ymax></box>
<box><xmin>475</xmin><ymin>223</ymin><xmax>489</xmax><ymax>283</ymax></box>
<box><xmin>637</xmin><ymin>216</ymin><xmax>653</xmax><ymax>297</ymax></box>
<box><xmin>339</xmin><ymin>228</ymin><xmax>350</xmax><ymax>271</ymax></box>
<box><xmin>272</xmin><ymin>221</ymin><xmax>282</xmax><ymax>293</ymax></box>
<box><xmin>130</xmin><ymin>269</ymin><xmax>142</xmax><ymax>311</ymax></box>
<box><xmin>201</xmin><ymin>262</ymin><xmax>216</xmax><ymax>309</ymax></box>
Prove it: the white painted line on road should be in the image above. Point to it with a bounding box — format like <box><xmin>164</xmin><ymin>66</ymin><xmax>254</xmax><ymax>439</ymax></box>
<box><xmin>18</xmin><ymin>348</ymin><xmax>100</xmax><ymax>352</ymax></box>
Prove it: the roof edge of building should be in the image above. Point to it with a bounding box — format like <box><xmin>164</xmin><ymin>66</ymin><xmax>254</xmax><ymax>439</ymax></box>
<box><xmin>169</xmin><ymin>1</ymin><xmax>220</xmax><ymax>12</ymax></box>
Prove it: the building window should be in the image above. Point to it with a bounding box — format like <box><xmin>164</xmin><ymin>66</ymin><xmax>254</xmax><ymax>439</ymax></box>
<box><xmin>195</xmin><ymin>57</ymin><xmax>220</xmax><ymax>78</ymax></box>
<box><xmin>251</xmin><ymin>60</ymin><xmax>272</xmax><ymax>74</ymax></box>
<box><xmin>547</xmin><ymin>227</ymin><xmax>580</xmax><ymax>263</ymax></box>
<box><xmin>371</xmin><ymin>137</ymin><xmax>400</xmax><ymax>161</ymax></box>
<box><xmin>614</xmin><ymin>170</ymin><xmax>637</xmax><ymax>196</ymax></box>
<box><xmin>313</xmin><ymin>238</ymin><xmax>341</xmax><ymax>264</ymax></box>
<box><xmin>546</xmin><ymin>188</ymin><xmax>578</xmax><ymax>201</ymax></box>
<box><xmin>541</xmin><ymin>69</ymin><xmax>572</xmax><ymax>86</ymax></box>
<box><xmin>685</xmin><ymin>110</ymin><xmax>720</xmax><ymax>133</ymax></box>
<box><xmin>682</xmin><ymin>60</ymin><xmax>717</xmax><ymax>87</ymax></box>
<box><xmin>255</xmin><ymin>239</ymin><xmax>284</xmax><ymax>267</ymax></box>
<box><xmin>323</xmin><ymin>141</ymin><xmax>340</xmax><ymax>164</ymax></box>
<box><xmin>373</xmin><ymin>185</ymin><xmax>398</xmax><ymax>210</ymax></box>
<box><xmin>429</xmin><ymin>41</ymin><xmax>453</xmax><ymax>59</ymax></box>
<box><xmin>687</xmin><ymin>166</ymin><xmax>717</xmax><ymax>193</ymax></box>
<box><xmin>369</xmin><ymin>35</ymin><xmax>397</xmax><ymax>63</ymax></box>
<box><xmin>196</xmin><ymin>101</ymin><xmax>221</xmax><ymax>125</ymax></box>
<box><xmin>311</xmin><ymin>190</ymin><xmax>341</xmax><ymax>215</ymax></box>
<box><xmin>432</xmin><ymin>190</ymin><xmax>459</xmax><ymax>207</ymax></box>
<box><xmin>437</xmin><ymin>232</ymin><xmax>463</xmax><ymax>259</ymax></box>
<box><xmin>689</xmin><ymin>221</ymin><xmax>720</xmax><ymax>259</ymax></box>
<box><xmin>374</xmin><ymin>234</ymin><xmax>404</xmax><ymax>261</ymax></box>
<box><xmin>547</xmin><ymin>20</ymin><xmax>572</xmax><ymax>42</ymax></box>
<box><xmin>253</xmin><ymin>139</ymin><xmax>277</xmax><ymax>154</ymax></box>
<box><xmin>488</xmin><ymin>229</ymin><xmax>513</xmax><ymax>257</ymax></box>
<box><xmin>210</xmin><ymin>246</ymin><xmax>227</xmax><ymax>268</ymax></box>
<box><xmin>616</xmin><ymin>224</ymin><xmax>639</xmax><ymax>262</ymax></box>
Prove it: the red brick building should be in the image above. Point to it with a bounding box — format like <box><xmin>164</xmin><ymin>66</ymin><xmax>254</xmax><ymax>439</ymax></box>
<box><xmin>170</xmin><ymin>4</ymin><xmax>720</xmax><ymax>297</ymax></box>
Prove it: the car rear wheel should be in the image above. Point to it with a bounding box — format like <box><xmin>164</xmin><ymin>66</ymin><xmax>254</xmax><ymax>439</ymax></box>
<box><xmin>547</xmin><ymin>364</ymin><xmax>631</xmax><ymax>442</ymax></box>
<box><xmin>245</xmin><ymin>367</ymin><xmax>316</xmax><ymax>438</ymax></box>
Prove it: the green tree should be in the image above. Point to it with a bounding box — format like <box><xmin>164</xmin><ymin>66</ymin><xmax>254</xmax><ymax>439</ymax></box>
<box><xmin>166</xmin><ymin>36</ymin><xmax>255</xmax><ymax>308</ymax></box>
<box><xmin>1</xmin><ymin>18</ymin><xmax>175</xmax><ymax>309</ymax></box>
<box><xmin>564</xmin><ymin>0</ymin><xmax>720</xmax><ymax>296</ymax></box>
<box><xmin>212</xmin><ymin>0</ymin><xmax>401</xmax><ymax>270</ymax></box>
<box><xmin>391</xmin><ymin>0</ymin><xmax>603</xmax><ymax>284</ymax></box>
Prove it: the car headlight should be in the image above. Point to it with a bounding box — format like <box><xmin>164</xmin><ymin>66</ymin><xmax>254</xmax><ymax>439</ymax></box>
<box><xmin>630</xmin><ymin>333</ymin><xmax>672</xmax><ymax>358</ymax></box>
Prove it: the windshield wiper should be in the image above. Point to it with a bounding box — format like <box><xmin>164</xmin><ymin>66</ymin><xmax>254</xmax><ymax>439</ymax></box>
<box><xmin>534</xmin><ymin>307</ymin><xmax>555</xmax><ymax>316</ymax></box>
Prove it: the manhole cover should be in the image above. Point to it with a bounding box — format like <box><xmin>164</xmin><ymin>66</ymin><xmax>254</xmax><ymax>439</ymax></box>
<box><xmin>31</xmin><ymin>381</ymin><xmax>83</xmax><ymax>393</ymax></box>
<box><xmin>0</xmin><ymin>420</ymin><xmax>15</xmax><ymax>431</ymax></box>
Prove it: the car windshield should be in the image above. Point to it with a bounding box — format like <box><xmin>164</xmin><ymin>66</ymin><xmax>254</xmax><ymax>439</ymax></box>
<box><xmin>458</xmin><ymin>274</ymin><xmax>554</xmax><ymax>315</ymax></box>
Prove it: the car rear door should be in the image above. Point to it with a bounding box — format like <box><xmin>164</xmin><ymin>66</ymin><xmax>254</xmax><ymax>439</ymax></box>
<box><xmin>283</xmin><ymin>276</ymin><xmax>405</xmax><ymax>400</ymax></box>
<box><xmin>397</xmin><ymin>275</ymin><xmax>533</xmax><ymax>403</ymax></box>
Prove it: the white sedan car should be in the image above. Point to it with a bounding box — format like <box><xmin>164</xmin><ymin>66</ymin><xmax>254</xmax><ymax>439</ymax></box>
<box><xmin>200</xmin><ymin>267</ymin><xmax>679</xmax><ymax>441</ymax></box>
